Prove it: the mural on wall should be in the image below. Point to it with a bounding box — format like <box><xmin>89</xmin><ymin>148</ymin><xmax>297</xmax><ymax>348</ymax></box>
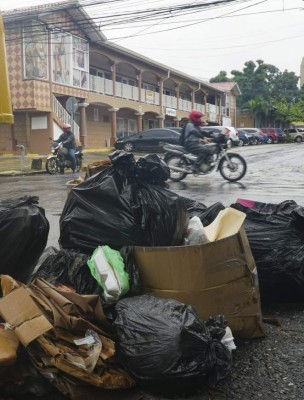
<box><xmin>52</xmin><ymin>32</ymin><xmax>71</xmax><ymax>84</ymax></box>
<box><xmin>52</xmin><ymin>32</ymin><xmax>89</xmax><ymax>88</ymax></box>
<box><xmin>23</xmin><ymin>21</ymin><xmax>48</xmax><ymax>80</ymax></box>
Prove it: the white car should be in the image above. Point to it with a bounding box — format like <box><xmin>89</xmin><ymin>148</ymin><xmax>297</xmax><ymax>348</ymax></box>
<box><xmin>201</xmin><ymin>126</ymin><xmax>240</xmax><ymax>146</ymax></box>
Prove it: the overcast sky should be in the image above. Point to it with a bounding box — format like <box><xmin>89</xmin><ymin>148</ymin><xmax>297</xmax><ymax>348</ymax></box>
<box><xmin>1</xmin><ymin>0</ymin><xmax>303</xmax><ymax>81</ymax></box>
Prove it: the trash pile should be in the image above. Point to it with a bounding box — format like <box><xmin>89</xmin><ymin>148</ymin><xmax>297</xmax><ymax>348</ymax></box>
<box><xmin>0</xmin><ymin>151</ymin><xmax>267</xmax><ymax>399</ymax></box>
<box><xmin>232</xmin><ymin>198</ymin><xmax>304</xmax><ymax>302</ymax></box>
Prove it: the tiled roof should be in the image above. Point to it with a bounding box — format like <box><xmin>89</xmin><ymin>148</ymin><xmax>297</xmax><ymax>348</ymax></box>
<box><xmin>209</xmin><ymin>82</ymin><xmax>241</xmax><ymax>95</ymax></box>
<box><xmin>2</xmin><ymin>0</ymin><xmax>107</xmax><ymax>42</ymax></box>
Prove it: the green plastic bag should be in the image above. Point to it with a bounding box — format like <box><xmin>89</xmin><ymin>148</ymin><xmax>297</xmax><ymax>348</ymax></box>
<box><xmin>87</xmin><ymin>245</ymin><xmax>130</xmax><ymax>302</ymax></box>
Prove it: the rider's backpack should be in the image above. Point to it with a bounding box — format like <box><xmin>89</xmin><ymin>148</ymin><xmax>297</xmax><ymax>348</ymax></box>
<box><xmin>179</xmin><ymin>125</ymin><xmax>186</xmax><ymax>146</ymax></box>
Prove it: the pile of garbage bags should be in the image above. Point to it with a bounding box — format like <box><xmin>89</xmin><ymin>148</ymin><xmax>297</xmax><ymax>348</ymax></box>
<box><xmin>0</xmin><ymin>152</ymin><xmax>236</xmax><ymax>399</ymax></box>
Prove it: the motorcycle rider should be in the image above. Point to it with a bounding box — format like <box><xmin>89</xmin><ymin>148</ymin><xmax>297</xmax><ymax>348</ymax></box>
<box><xmin>184</xmin><ymin>110</ymin><xmax>211</xmax><ymax>173</ymax></box>
<box><xmin>56</xmin><ymin>123</ymin><xmax>77</xmax><ymax>173</ymax></box>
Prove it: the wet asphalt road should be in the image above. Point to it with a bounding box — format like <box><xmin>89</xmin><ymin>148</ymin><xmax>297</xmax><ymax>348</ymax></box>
<box><xmin>1</xmin><ymin>142</ymin><xmax>304</xmax><ymax>248</ymax></box>
<box><xmin>1</xmin><ymin>142</ymin><xmax>304</xmax><ymax>400</ymax></box>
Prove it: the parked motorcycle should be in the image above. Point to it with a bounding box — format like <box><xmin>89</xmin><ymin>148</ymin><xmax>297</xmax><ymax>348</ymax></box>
<box><xmin>163</xmin><ymin>132</ymin><xmax>247</xmax><ymax>182</ymax></box>
<box><xmin>46</xmin><ymin>140</ymin><xmax>84</xmax><ymax>175</ymax></box>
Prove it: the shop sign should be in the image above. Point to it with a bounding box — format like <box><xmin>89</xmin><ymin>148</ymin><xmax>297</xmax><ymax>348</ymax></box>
<box><xmin>165</xmin><ymin>108</ymin><xmax>176</xmax><ymax>117</ymax></box>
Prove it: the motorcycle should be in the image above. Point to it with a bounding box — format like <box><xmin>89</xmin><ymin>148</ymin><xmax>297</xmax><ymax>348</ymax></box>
<box><xmin>46</xmin><ymin>140</ymin><xmax>84</xmax><ymax>175</ymax></box>
<box><xmin>163</xmin><ymin>132</ymin><xmax>247</xmax><ymax>182</ymax></box>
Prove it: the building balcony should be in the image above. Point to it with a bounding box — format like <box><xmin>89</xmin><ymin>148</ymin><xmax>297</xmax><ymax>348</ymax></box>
<box><xmin>89</xmin><ymin>74</ymin><xmax>223</xmax><ymax>117</ymax></box>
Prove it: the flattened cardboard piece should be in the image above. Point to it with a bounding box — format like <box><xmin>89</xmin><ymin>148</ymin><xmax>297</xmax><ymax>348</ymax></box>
<box><xmin>29</xmin><ymin>279</ymin><xmax>113</xmax><ymax>337</ymax></box>
<box><xmin>204</xmin><ymin>207</ymin><xmax>246</xmax><ymax>242</ymax></box>
<box><xmin>134</xmin><ymin>225</ymin><xmax>264</xmax><ymax>339</ymax></box>
<box><xmin>0</xmin><ymin>275</ymin><xmax>20</xmax><ymax>296</ymax></box>
<box><xmin>36</xmin><ymin>335</ymin><xmax>135</xmax><ymax>389</ymax></box>
<box><xmin>0</xmin><ymin>326</ymin><xmax>19</xmax><ymax>366</ymax></box>
<box><xmin>0</xmin><ymin>287</ymin><xmax>52</xmax><ymax>347</ymax></box>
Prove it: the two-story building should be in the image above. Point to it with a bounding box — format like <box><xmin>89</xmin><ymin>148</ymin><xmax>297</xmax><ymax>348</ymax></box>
<box><xmin>0</xmin><ymin>0</ymin><xmax>240</xmax><ymax>154</ymax></box>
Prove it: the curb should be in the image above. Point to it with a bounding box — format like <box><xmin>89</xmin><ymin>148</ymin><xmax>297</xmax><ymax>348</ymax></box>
<box><xmin>0</xmin><ymin>149</ymin><xmax>114</xmax><ymax>176</ymax></box>
<box><xmin>0</xmin><ymin>170</ymin><xmax>47</xmax><ymax>177</ymax></box>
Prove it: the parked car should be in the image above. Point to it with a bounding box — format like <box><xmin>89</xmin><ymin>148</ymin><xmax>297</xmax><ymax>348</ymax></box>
<box><xmin>201</xmin><ymin>126</ymin><xmax>240</xmax><ymax>146</ymax></box>
<box><xmin>260</xmin><ymin>128</ymin><xmax>279</xmax><ymax>144</ymax></box>
<box><xmin>284</xmin><ymin>128</ymin><xmax>304</xmax><ymax>143</ymax></box>
<box><xmin>274</xmin><ymin>128</ymin><xmax>286</xmax><ymax>143</ymax></box>
<box><xmin>236</xmin><ymin>129</ymin><xmax>249</xmax><ymax>146</ymax></box>
<box><xmin>114</xmin><ymin>128</ymin><xmax>181</xmax><ymax>152</ymax></box>
<box><xmin>241</xmin><ymin>128</ymin><xmax>264</xmax><ymax>145</ymax></box>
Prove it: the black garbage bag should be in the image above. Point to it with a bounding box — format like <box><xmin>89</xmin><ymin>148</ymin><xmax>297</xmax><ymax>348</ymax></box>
<box><xmin>114</xmin><ymin>295</ymin><xmax>232</xmax><ymax>396</ymax></box>
<box><xmin>119</xmin><ymin>246</ymin><xmax>141</xmax><ymax>296</ymax></box>
<box><xmin>59</xmin><ymin>152</ymin><xmax>188</xmax><ymax>253</ymax></box>
<box><xmin>231</xmin><ymin>199</ymin><xmax>304</xmax><ymax>302</ymax></box>
<box><xmin>180</xmin><ymin>196</ymin><xmax>225</xmax><ymax>226</ymax></box>
<box><xmin>135</xmin><ymin>153</ymin><xmax>170</xmax><ymax>185</ymax></box>
<box><xmin>31</xmin><ymin>247</ymin><xmax>100</xmax><ymax>294</ymax></box>
<box><xmin>0</xmin><ymin>196</ymin><xmax>49</xmax><ymax>283</ymax></box>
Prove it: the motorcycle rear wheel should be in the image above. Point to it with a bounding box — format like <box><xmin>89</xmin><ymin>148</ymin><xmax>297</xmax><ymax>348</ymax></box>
<box><xmin>218</xmin><ymin>153</ymin><xmax>247</xmax><ymax>182</ymax></box>
<box><xmin>166</xmin><ymin>156</ymin><xmax>188</xmax><ymax>182</ymax></box>
<box><xmin>46</xmin><ymin>158</ymin><xmax>59</xmax><ymax>175</ymax></box>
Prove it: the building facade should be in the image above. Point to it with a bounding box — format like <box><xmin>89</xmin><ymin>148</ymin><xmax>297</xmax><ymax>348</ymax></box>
<box><xmin>0</xmin><ymin>1</ymin><xmax>240</xmax><ymax>154</ymax></box>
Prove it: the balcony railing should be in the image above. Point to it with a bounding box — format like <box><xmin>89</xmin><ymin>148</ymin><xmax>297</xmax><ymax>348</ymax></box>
<box><xmin>115</xmin><ymin>82</ymin><xmax>139</xmax><ymax>101</ymax></box>
<box><xmin>179</xmin><ymin>99</ymin><xmax>192</xmax><ymax>112</ymax></box>
<box><xmin>88</xmin><ymin>74</ymin><xmax>210</xmax><ymax>114</ymax></box>
<box><xmin>194</xmin><ymin>103</ymin><xmax>205</xmax><ymax>113</ymax></box>
<box><xmin>89</xmin><ymin>75</ymin><xmax>113</xmax><ymax>95</ymax></box>
<box><xmin>141</xmin><ymin>88</ymin><xmax>160</xmax><ymax>105</ymax></box>
<box><xmin>164</xmin><ymin>95</ymin><xmax>177</xmax><ymax>109</ymax></box>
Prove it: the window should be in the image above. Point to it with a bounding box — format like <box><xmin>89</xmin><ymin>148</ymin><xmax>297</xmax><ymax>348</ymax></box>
<box><xmin>142</xmin><ymin>130</ymin><xmax>156</xmax><ymax>138</ymax></box>
<box><xmin>128</xmin><ymin>119</ymin><xmax>136</xmax><ymax>134</ymax></box>
<box><xmin>72</xmin><ymin>36</ymin><xmax>89</xmax><ymax>89</ymax></box>
<box><xmin>148</xmin><ymin>119</ymin><xmax>156</xmax><ymax>129</ymax></box>
<box><xmin>116</xmin><ymin>75</ymin><xmax>136</xmax><ymax>86</ymax></box>
<box><xmin>52</xmin><ymin>32</ymin><xmax>89</xmax><ymax>88</ymax></box>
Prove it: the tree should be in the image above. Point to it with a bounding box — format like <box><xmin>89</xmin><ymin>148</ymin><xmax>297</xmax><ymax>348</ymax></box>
<box><xmin>270</xmin><ymin>70</ymin><xmax>302</xmax><ymax>102</ymax></box>
<box><xmin>209</xmin><ymin>70</ymin><xmax>230</xmax><ymax>83</ymax></box>
<box><xmin>248</xmin><ymin>97</ymin><xmax>269</xmax><ymax>127</ymax></box>
<box><xmin>210</xmin><ymin>59</ymin><xmax>304</xmax><ymax>127</ymax></box>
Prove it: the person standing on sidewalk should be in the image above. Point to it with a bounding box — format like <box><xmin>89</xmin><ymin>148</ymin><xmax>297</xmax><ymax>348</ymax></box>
<box><xmin>57</xmin><ymin>123</ymin><xmax>77</xmax><ymax>173</ymax></box>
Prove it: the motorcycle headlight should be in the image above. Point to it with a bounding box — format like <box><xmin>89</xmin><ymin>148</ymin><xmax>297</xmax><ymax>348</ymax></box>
<box><xmin>51</xmin><ymin>149</ymin><xmax>56</xmax><ymax>154</ymax></box>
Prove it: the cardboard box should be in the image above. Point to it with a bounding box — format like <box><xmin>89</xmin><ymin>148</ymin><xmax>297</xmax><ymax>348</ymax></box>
<box><xmin>0</xmin><ymin>286</ymin><xmax>53</xmax><ymax>347</ymax></box>
<box><xmin>134</xmin><ymin>220</ymin><xmax>265</xmax><ymax>339</ymax></box>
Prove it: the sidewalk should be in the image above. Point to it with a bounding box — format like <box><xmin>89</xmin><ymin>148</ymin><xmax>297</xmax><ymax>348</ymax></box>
<box><xmin>0</xmin><ymin>148</ymin><xmax>113</xmax><ymax>176</ymax></box>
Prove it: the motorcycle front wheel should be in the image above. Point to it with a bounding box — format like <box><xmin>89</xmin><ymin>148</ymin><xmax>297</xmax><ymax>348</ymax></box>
<box><xmin>218</xmin><ymin>153</ymin><xmax>247</xmax><ymax>182</ymax></box>
<box><xmin>165</xmin><ymin>156</ymin><xmax>188</xmax><ymax>182</ymax></box>
<box><xmin>46</xmin><ymin>158</ymin><xmax>59</xmax><ymax>175</ymax></box>
<box><xmin>76</xmin><ymin>158</ymin><xmax>83</xmax><ymax>173</ymax></box>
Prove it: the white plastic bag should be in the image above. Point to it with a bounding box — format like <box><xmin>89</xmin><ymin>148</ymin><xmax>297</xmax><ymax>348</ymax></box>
<box><xmin>87</xmin><ymin>246</ymin><xmax>129</xmax><ymax>302</ymax></box>
<box><xmin>221</xmin><ymin>326</ymin><xmax>237</xmax><ymax>352</ymax></box>
<box><xmin>184</xmin><ymin>216</ymin><xmax>210</xmax><ymax>245</ymax></box>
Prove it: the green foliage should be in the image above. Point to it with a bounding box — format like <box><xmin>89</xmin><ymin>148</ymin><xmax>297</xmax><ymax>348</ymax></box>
<box><xmin>209</xmin><ymin>60</ymin><xmax>304</xmax><ymax>127</ymax></box>
<box><xmin>210</xmin><ymin>70</ymin><xmax>230</xmax><ymax>83</ymax></box>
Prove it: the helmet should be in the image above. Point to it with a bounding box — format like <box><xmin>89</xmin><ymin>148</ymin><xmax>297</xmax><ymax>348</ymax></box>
<box><xmin>189</xmin><ymin>110</ymin><xmax>204</xmax><ymax>126</ymax></box>
<box><xmin>62</xmin><ymin>123</ymin><xmax>71</xmax><ymax>130</ymax></box>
